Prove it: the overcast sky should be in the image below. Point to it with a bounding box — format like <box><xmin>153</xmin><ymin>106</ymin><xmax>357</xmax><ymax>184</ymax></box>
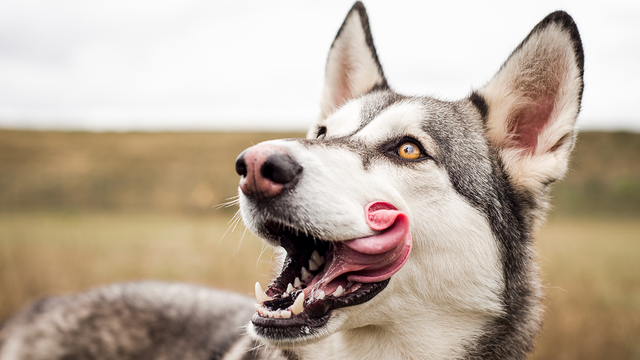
<box><xmin>0</xmin><ymin>0</ymin><xmax>638</xmax><ymax>132</ymax></box>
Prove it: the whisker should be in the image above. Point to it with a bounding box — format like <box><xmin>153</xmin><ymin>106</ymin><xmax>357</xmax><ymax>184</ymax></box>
<box><xmin>233</xmin><ymin>226</ymin><xmax>249</xmax><ymax>257</ymax></box>
<box><xmin>213</xmin><ymin>196</ymin><xmax>240</xmax><ymax>210</ymax></box>
<box><xmin>218</xmin><ymin>210</ymin><xmax>242</xmax><ymax>244</ymax></box>
<box><xmin>256</xmin><ymin>242</ymin><xmax>270</xmax><ymax>268</ymax></box>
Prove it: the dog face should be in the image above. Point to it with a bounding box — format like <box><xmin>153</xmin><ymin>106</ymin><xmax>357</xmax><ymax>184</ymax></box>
<box><xmin>240</xmin><ymin>94</ymin><xmax>504</xmax><ymax>347</ymax></box>
<box><xmin>238</xmin><ymin>2</ymin><xmax>583</xmax><ymax>356</ymax></box>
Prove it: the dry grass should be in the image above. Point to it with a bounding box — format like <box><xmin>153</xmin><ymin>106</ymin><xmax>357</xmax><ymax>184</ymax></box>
<box><xmin>1</xmin><ymin>213</ymin><xmax>638</xmax><ymax>359</ymax></box>
<box><xmin>0</xmin><ymin>211</ymin><xmax>275</xmax><ymax>321</ymax></box>
<box><xmin>0</xmin><ymin>130</ymin><xmax>304</xmax><ymax>213</ymax></box>
<box><xmin>1</xmin><ymin>129</ymin><xmax>639</xmax><ymax>359</ymax></box>
<box><xmin>532</xmin><ymin>217</ymin><xmax>640</xmax><ymax>360</ymax></box>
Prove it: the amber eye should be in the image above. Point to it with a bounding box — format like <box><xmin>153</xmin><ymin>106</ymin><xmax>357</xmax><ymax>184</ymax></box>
<box><xmin>398</xmin><ymin>142</ymin><xmax>421</xmax><ymax>160</ymax></box>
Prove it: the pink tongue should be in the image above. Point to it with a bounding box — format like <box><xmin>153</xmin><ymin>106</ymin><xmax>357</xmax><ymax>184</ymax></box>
<box><xmin>313</xmin><ymin>202</ymin><xmax>412</xmax><ymax>288</ymax></box>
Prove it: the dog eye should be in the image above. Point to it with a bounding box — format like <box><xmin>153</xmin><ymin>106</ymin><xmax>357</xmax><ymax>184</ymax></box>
<box><xmin>316</xmin><ymin>126</ymin><xmax>327</xmax><ymax>140</ymax></box>
<box><xmin>397</xmin><ymin>142</ymin><xmax>421</xmax><ymax>160</ymax></box>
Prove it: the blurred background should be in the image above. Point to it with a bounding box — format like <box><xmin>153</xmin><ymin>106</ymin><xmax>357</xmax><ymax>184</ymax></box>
<box><xmin>0</xmin><ymin>1</ymin><xmax>638</xmax><ymax>359</ymax></box>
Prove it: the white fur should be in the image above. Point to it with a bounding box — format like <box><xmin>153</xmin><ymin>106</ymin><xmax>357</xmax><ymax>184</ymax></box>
<box><xmin>0</xmin><ymin>9</ymin><xmax>583</xmax><ymax>359</ymax></box>
<box><xmin>245</xmin><ymin>7</ymin><xmax>582</xmax><ymax>360</ymax></box>
<box><xmin>246</xmin><ymin>99</ymin><xmax>504</xmax><ymax>359</ymax></box>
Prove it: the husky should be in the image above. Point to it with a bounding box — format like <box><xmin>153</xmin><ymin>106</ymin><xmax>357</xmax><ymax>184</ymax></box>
<box><xmin>0</xmin><ymin>2</ymin><xmax>583</xmax><ymax>359</ymax></box>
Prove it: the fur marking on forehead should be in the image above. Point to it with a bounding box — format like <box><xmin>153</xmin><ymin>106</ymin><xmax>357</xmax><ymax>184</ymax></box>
<box><xmin>355</xmin><ymin>100</ymin><xmax>428</xmax><ymax>142</ymax></box>
<box><xmin>322</xmin><ymin>91</ymin><xmax>404</xmax><ymax>139</ymax></box>
<box><xmin>357</xmin><ymin>91</ymin><xmax>405</xmax><ymax>130</ymax></box>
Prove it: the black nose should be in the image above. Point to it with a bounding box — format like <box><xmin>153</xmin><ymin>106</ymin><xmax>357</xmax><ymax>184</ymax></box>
<box><xmin>235</xmin><ymin>145</ymin><xmax>302</xmax><ymax>199</ymax></box>
<box><xmin>261</xmin><ymin>153</ymin><xmax>302</xmax><ymax>184</ymax></box>
<box><xmin>235</xmin><ymin>151</ymin><xmax>248</xmax><ymax>177</ymax></box>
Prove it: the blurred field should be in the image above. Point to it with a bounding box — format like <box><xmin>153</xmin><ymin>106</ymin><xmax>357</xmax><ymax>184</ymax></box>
<box><xmin>1</xmin><ymin>129</ymin><xmax>639</xmax><ymax>359</ymax></box>
<box><xmin>532</xmin><ymin>218</ymin><xmax>640</xmax><ymax>360</ymax></box>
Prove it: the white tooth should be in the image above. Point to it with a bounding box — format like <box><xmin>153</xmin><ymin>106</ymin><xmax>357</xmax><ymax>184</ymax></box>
<box><xmin>273</xmin><ymin>311</ymin><xmax>281</xmax><ymax>319</ymax></box>
<box><xmin>317</xmin><ymin>290</ymin><xmax>325</xmax><ymax>300</ymax></box>
<box><xmin>333</xmin><ymin>285</ymin><xmax>344</xmax><ymax>297</ymax></box>
<box><xmin>258</xmin><ymin>308</ymin><xmax>264</xmax><ymax>316</ymax></box>
<box><xmin>291</xmin><ymin>293</ymin><xmax>305</xmax><ymax>315</ymax></box>
<box><xmin>308</xmin><ymin>259</ymin><xmax>319</xmax><ymax>271</ymax></box>
<box><xmin>301</xmin><ymin>267</ymin><xmax>312</xmax><ymax>281</ymax></box>
<box><xmin>281</xmin><ymin>310</ymin><xmax>291</xmax><ymax>319</ymax></box>
<box><xmin>294</xmin><ymin>277</ymin><xmax>301</xmax><ymax>288</ymax></box>
<box><xmin>282</xmin><ymin>292</ymin><xmax>289</xmax><ymax>298</ymax></box>
<box><xmin>255</xmin><ymin>282</ymin><xmax>273</xmax><ymax>304</ymax></box>
<box><xmin>266</xmin><ymin>310</ymin><xmax>274</xmax><ymax>318</ymax></box>
<box><xmin>287</xmin><ymin>283</ymin><xmax>295</xmax><ymax>293</ymax></box>
<box><xmin>254</xmin><ymin>303</ymin><xmax>261</xmax><ymax>310</ymax></box>
<box><xmin>310</xmin><ymin>250</ymin><xmax>324</xmax><ymax>266</ymax></box>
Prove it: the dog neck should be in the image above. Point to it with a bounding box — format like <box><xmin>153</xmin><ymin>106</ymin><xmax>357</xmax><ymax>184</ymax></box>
<box><xmin>294</xmin><ymin>306</ymin><xmax>492</xmax><ymax>360</ymax></box>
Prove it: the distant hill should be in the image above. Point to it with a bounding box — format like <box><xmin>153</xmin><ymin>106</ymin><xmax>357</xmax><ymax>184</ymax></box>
<box><xmin>552</xmin><ymin>131</ymin><xmax>640</xmax><ymax>217</ymax></box>
<box><xmin>1</xmin><ymin>130</ymin><xmax>638</xmax><ymax>217</ymax></box>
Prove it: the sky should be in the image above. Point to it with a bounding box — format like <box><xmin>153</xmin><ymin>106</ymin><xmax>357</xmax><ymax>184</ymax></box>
<box><xmin>0</xmin><ymin>0</ymin><xmax>638</xmax><ymax>132</ymax></box>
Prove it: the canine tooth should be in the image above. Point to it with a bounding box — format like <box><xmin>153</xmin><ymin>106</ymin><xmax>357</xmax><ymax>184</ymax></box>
<box><xmin>301</xmin><ymin>267</ymin><xmax>312</xmax><ymax>281</ymax></box>
<box><xmin>308</xmin><ymin>259</ymin><xmax>319</xmax><ymax>271</ymax></box>
<box><xmin>258</xmin><ymin>308</ymin><xmax>264</xmax><ymax>316</ymax></box>
<box><xmin>333</xmin><ymin>285</ymin><xmax>344</xmax><ymax>297</ymax></box>
<box><xmin>291</xmin><ymin>293</ymin><xmax>305</xmax><ymax>315</ymax></box>
<box><xmin>294</xmin><ymin>277</ymin><xmax>301</xmax><ymax>288</ymax></box>
<box><xmin>281</xmin><ymin>310</ymin><xmax>291</xmax><ymax>319</ymax></box>
<box><xmin>317</xmin><ymin>290</ymin><xmax>325</xmax><ymax>300</ymax></box>
<box><xmin>310</xmin><ymin>250</ymin><xmax>324</xmax><ymax>266</ymax></box>
<box><xmin>287</xmin><ymin>283</ymin><xmax>295</xmax><ymax>293</ymax></box>
<box><xmin>255</xmin><ymin>282</ymin><xmax>273</xmax><ymax>304</ymax></box>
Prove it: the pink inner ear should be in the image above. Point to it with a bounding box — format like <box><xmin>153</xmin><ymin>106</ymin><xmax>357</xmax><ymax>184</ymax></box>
<box><xmin>510</xmin><ymin>97</ymin><xmax>555</xmax><ymax>152</ymax></box>
<box><xmin>331</xmin><ymin>57</ymin><xmax>353</xmax><ymax>110</ymax></box>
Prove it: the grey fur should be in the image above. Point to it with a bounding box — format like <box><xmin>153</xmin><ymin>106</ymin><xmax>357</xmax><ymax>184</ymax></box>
<box><xmin>0</xmin><ymin>3</ymin><xmax>583</xmax><ymax>360</ymax></box>
<box><xmin>422</xmin><ymin>97</ymin><xmax>544</xmax><ymax>359</ymax></box>
<box><xmin>0</xmin><ymin>282</ymin><xmax>288</xmax><ymax>360</ymax></box>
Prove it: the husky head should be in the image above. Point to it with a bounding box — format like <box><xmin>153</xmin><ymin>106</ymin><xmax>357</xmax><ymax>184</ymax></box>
<box><xmin>237</xmin><ymin>2</ymin><xmax>583</xmax><ymax>358</ymax></box>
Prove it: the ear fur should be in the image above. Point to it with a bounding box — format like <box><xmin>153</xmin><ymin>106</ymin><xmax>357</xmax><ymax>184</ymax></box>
<box><xmin>318</xmin><ymin>1</ymin><xmax>388</xmax><ymax>121</ymax></box>
<box><xmin>477</xmin><ymin>11</ymin><xmax>584</xmax><ymax>196</ymax></box>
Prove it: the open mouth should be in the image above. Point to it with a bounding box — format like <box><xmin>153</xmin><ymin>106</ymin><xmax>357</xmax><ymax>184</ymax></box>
<box><xmin>252</xmin><ymin>201</ymin><xmax>412</xmax><ymax>339</ymax></box>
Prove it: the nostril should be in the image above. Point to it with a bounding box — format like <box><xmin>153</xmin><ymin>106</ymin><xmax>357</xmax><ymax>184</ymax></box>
<box><xmin>235</xmin><ymin>153</ymin><xmax>247</xmax><ymax>177</ymax></box>
<box><xmin>261</xmin><ymin>153</ymin><xmax>302</xmax><ymax>184</ymax></box>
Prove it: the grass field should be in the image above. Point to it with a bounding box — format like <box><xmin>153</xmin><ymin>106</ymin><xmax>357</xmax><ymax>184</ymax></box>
<box><xmin>532</xmin><ymin>217</ymin><xmax>640</xmax><ymax>360</ymax></box>
<box><xmin>1</xmin><ymin>129</ymin><xmax>639</xmax><ymax>359</ymax></box>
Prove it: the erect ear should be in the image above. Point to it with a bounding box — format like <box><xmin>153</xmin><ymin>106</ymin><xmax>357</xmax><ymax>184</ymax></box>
<box><xmin>477</xmin><ymin>11</ymin><xmax>584</xmax><ymax>193</ymax></box>
<box><xmin>318</xmin><ymin>1</ymin><xmax>388</xmax><ymax>120</ymax></box>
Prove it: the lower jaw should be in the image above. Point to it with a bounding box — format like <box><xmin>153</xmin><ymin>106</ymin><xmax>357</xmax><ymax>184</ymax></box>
<box><xmin>251</xmin><ymin>311</ymin><xmax>331</xmax><ymax>341</ymax></box>
<box><xmin>252</xmin><ymin>279</ymin><xmax>389</xmax><ymax>341</ymax></box>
